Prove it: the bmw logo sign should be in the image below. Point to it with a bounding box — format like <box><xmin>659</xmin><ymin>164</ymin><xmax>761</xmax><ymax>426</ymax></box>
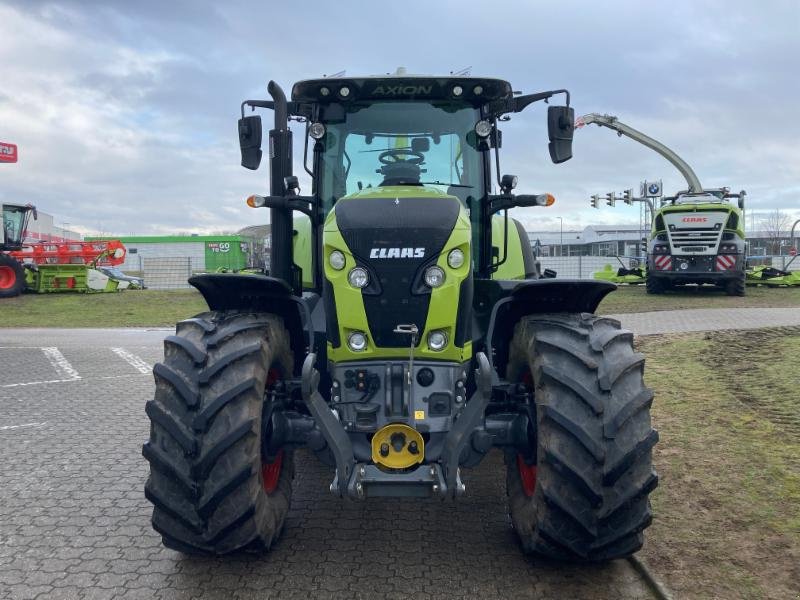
<box><xmin>648</xmin><ymin>183</ymin><xmax>660</xmax><ymax>195</ymax></box>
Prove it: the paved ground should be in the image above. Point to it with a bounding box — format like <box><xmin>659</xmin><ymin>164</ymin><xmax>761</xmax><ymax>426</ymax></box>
<box><xmin>0</xmin><ymin>327</ymin><xmax>662</xmax><ymax>600</ymax></box>
<box><xmin>606</xmin><ymin>306</ymin><xmax>800</xmax><ymax>336</ymax></box>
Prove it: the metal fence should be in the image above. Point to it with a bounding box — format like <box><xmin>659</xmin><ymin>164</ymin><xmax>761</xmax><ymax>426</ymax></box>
<box><xmin>123</xmin><ymin>253</ymin><xmax>799</xmax><ymax>288</ymax></box>
<box><xmin>537</xmin><ymin>254</ymin><xmax>799</xmax><ymax>280</ymax></box>
<box><xmin>141</xmin><ymin>257</ymin><xmax>193</xmax><ymax>290</ymax></box>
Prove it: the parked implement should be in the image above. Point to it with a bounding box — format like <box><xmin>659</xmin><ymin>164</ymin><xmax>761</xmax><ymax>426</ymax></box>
<box><xmin>578</xmin><ymin>114</ymin><xmax>747</xmax><ymax>296</ymax></box>
<box><xmin>144</xmin><ymin>71</ymin><xmax>657</xmax><ymax>561</ymax></box>
<box><xmin>0</xmin><ymin>203</ymin><xmax>36</xmax><ymax>298</ymax></box>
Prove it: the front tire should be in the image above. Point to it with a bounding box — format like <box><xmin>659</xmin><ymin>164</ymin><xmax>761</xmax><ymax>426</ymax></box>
<box><xmin>0</xmin><ymin>254</ymin><xmax>25</xmax><ymax>298</ymax></box>
<box><xmin>645</xmin><ymin>274</ymin><xmax>667</xmax><ymax>295</ymax></box>
<box><xmin>725</xmin><ymin>274</ymin><xmax>746</xmax><ymax>296</ymax></box>
<box><xmin>506</xmin><ymin>313</ymin><xmax>658</xmax><ymax>561</ymax></box>
<box><xmin>143</xmin><ymin>311</ymin><xmax>294</xmax><ymax>554</ymax></box>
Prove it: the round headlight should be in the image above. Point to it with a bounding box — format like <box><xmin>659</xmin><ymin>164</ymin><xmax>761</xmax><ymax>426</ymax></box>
<box><xmin>447</xmin><ymin>248</ymin><xmax>465</xmax><ymax>269</ymax></box>
<box><xmin>309</xmin><ymin>122</ymin><xmax>326</xmax><ymax>140</ymax></box>
<box><xmin>329</xmin><ymin>250</ymin><xmax>346</xmax><ymax>270</ymax></box>
<box><xmin>428</xmin><ymin>330</ymin><xmax>448</xmax><ymax>351</ymax></box>
<box><xmin>348</xmin><ymin>267</ymin><xmax>369</xmax><ymax>288</ymax></box>
<box><xmin>424</xmin><ymin>265</ymin><xmax>446</xmax><ymax>288</ymax></box>
<box><xmin>320</xmin><ymin>86</ymin><xmax>330</xmax><ymax>97</ymax></box>
<box><xmin>348</xmin><ymin>331</ymin><xmax>367</xmax><ymax>352</ymax></box>
<box><xmin>473</xmin><ymin>85</ymin><xmax>483</xmax><ymax>95</ymax></box>
<box><xmin>475</xmin><ymin>120</ymin><xmax>492</xmax><ymax>138</ymax></box>
<box><xmin>452</xmin><ymin>85</ymin><xmax>463</xmax><ymax>97</ymax></box>
<box><xmin>339</xmin><ymin>86</ymin><xmax>351</xmax><ymax>98</ymax></box>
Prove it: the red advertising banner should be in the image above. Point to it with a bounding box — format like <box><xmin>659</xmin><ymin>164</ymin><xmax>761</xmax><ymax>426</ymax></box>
<box><xmin>0</xmin><ymin>141</ymin><xmax>18</xmax><ymax>163</ymax></box>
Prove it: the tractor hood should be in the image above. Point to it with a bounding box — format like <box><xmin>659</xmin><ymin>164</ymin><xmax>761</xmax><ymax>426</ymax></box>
<box><xmin>323</xmin><ymin>187</ymin><xmax>472</xmax><ymax>356</ymax></box>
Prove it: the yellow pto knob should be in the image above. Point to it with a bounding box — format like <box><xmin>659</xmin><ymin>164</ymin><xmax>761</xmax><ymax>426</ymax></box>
<box><xmin>371</xmin><ymin>423</ymin><xmax>425</xmax><ymax>470</ymax></box>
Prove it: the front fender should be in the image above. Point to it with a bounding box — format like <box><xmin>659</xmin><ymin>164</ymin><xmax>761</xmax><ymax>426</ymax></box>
<box><xmin>475</xmin><ymin>278</ymin><xmax>617</xmax><ymax>376</ymax></box>
<box><xmin>189</xmin><ymin>273</ymin><xmax>311</xmax><ymax>370</ymax></box>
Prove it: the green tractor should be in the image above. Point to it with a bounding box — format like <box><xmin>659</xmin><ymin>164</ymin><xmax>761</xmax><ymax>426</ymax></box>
<box><xmin>0</xmin><ymin>203</ymin><xmax>36</xmax><ymax>298</ymax></box>
<box><xmin>143</xmin><ymin>71</ymin><xmax>658</xmax><ymax>561</ymax></box>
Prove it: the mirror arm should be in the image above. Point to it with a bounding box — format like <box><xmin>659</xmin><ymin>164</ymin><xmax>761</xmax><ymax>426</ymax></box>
<box><xmin>241</xmin><ymin>99</ymin><xmax>275</xmax><ymax>118</ymax></box>
<box><xmin>483</xmin><ymin>89</ymin><xmax>571</xmax><ymax>118</ymax></box>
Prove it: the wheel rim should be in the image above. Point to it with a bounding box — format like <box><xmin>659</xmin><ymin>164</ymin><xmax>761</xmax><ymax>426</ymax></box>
<box><xmin>517</xmin><ymin>454</ymin><xmax>537</xmax><ymax>497</ymax></box>
<box><xmin>261</xmin><ymin>449</ymin><xmax>284</xmax><ymax>494</ymax></box>
<box><xmin>0</xmin><ymin>265</ymin><xmax>15</xmax><ymax>290</ymax></box>
<box><xmin>518</xmin><ymin>369</ymin><xmax>537</xmax><ymax>497</ymax></box>
<box><xmin>261</xmin><ymin>368</ymin><xmax>284</xmax><ymax>494</ymax></box>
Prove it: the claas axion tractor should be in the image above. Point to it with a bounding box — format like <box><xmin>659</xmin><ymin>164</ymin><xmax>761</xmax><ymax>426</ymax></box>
<box><xmin>143</xmin><ymin>71</ymin><xmax>658</xmax><ymax>561</ymax></box>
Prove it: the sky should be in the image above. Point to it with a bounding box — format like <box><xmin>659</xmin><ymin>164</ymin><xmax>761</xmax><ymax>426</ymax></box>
<box><xmin>0</xmin><ymin>0</ymin><xmax>798</xmax><ymax>237</ymax></box>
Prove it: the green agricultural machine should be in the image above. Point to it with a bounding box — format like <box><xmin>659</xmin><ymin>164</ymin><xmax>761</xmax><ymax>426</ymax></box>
<box><xmin>578</xmin><ymin>113</ymin><xmax>747</xmax><ymax>296</ymax></box>
<box><xmin>0</xmin><ymin>203</ymin><xmax>36</xmax><ymax>298</ymax></box>
<box><xmin>143</xmin><ymin>71</ymin><xmax>658</xmax><ymax>561</ymax></box>
<box><xmin>647</xmin><ymin>189</ymin><xmax>747</xmax><ymax>296</ymax></box>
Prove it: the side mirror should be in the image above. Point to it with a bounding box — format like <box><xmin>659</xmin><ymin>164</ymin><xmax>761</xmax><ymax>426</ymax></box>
<box><xmin>738</xmin><ymin>196</ymin><xmax>745</xmax><ymax>210</ymax></box>
<box><xmin>547</xmin><ymin>106</ymin><xmax>574</xmax><ymax>164</ymax></box>
<box><xmin>238</xmin><ymin>115</ymin><xmax>263</xmax><ymax>170</ymax></box>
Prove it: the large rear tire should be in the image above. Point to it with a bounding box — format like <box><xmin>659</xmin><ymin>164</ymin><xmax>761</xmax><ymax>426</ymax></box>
<box><xmin>0</xmin><ymin>254</ymin><xmax>25</xmax><ymax>298</ymax></box>
<box><xmin>505</xmin><ymin>313</ymin><xmax>658</xmax><ymax>561</ymax></box>
<box><xmin>143</xmin><ymin>311</ymin><xmax>294</xmax><ymax>554</ymax></box>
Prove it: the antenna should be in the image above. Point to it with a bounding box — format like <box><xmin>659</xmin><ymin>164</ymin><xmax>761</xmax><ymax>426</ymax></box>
<box><xmin>325</xmin><ymin>70</ymin><xmax>346</xmax><ymax>78</ymax></box>
<box><xmin>452</xmin><ymin>66</ymin><xmax>472</xmax><ymax>76</ymax></box>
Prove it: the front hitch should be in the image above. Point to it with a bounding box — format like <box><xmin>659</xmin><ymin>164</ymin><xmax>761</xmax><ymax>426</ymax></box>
<box><xmin>301</xmin><ymin>354</ymin><xmax>355</xmax><ymax>497</ymax></box>
<box><xmin>441</xmin><ymin>352</ymin><xmax>493</xmax><ymax>497</ymax></box>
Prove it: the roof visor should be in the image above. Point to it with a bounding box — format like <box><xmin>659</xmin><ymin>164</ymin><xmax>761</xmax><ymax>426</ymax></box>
<box><xmin>292</xmin><ymin>77</ymin><xmax>513</xmax><ymax>106</ymax></box>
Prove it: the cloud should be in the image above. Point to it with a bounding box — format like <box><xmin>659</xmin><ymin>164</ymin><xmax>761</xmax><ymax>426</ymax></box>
<box><xmin>0</xmin><ymin>0</ymin><xmax>798</xmax><ymax>235</ymax></box>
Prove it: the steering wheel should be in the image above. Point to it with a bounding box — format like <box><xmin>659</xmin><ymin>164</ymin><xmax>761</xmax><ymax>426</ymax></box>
<box><xmin>378</xmin><ymin>149</ymin><xmax>425</xmax><ymax>166</ymax></box>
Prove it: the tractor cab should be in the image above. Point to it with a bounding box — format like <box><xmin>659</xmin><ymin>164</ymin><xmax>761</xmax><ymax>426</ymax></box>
<box><xmin>238</xmin><ymin>72</ymin><xmax>574</xmax><ymax>288</ymax></box>
<box><xmin>1</xmin><ymin>203</ymin><xmax>36</xmax><ymax>251</ymax></box>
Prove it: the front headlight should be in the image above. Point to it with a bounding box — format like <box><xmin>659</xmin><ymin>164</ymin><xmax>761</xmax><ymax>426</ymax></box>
<box><xmin>348</xmin><ymin>331</ymin><xmax>368</xmax><ymax>352</ymax></box>
<box><xmin>348</xmin><ymin>267</ymin><xmax>369</xmax><ymax>288</ymax></box>
<box><xmin>424</xmin><ymin>265</ymin><xmax>446</xmax><ymax>288</ymax></box>
<box><xmin>428</xmin><ymin>330</ymin><xmax>448</xmax><ymax>351</ymax></box>
<box><xmin>329</xmin><ymin>250</ymin><xmax>346</xmax><ymax>270</ymax></box>
<box><xmin>447</xmin><ymin>248</ymin><xmax>465</xmax><ymax>269</ymax></box>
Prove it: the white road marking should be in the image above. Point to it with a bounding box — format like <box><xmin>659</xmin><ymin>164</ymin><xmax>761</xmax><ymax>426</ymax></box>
<box><xmin>111</xmin><ymin>347</ymin><xmax>153</xmax><ymax>374</ymax></box>
<box><xmin>0</xmin><ymin>422</ymin><xmax>46</xmax><ymax>431</ymax></box>
<box><xmin>0</xmin><ymin>373</ymin><xmax>145</xmax><ymax>389</ymax></box>
<box><xmin>41</xmin><ymin>347</ymin><xmax>81</xmax><ymax>380</ymax></box>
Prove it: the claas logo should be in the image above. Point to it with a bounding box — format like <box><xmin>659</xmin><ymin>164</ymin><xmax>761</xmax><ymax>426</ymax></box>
<box><xmin>681</xmin><ymin>217</ymin><xmax>708</xmax><ymax>223</ymax></box>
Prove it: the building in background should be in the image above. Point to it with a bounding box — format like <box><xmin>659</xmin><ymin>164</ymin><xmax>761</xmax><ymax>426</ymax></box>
<box><xmin>23</xmin><ymin>210</ymin><xmax>81</xmax><ymax>242</ymax></box>
<box><xmin>527</xmin><ymin>226</ymin><xmax>647</xmax><ymax>258</ymax></box>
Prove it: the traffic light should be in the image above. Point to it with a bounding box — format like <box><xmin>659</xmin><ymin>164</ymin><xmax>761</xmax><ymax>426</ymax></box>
<box><xmin>590</xmin><ymin>194</ymin><xmax>600</xmax><ymax>208</ymax></box>
<box><xmin>605</xmin><ymin>192</ymin><xmax>616</xmax><ymax>207</ymax></box>
<box><xmin>623</xmin><ymin>189</ymin><xmax>633</xmax><ymax>205</ymax></box>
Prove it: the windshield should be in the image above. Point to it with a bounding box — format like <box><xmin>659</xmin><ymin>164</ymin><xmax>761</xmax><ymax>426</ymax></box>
<box><xmin>2</xmin><ymin>205</ymin><xmax>28</xmax><ymax>246</ymax></box>
<box><xmin>317</xmin><ymin>101</ymin><xmax>484</xmax><ymax>212</ymax></box>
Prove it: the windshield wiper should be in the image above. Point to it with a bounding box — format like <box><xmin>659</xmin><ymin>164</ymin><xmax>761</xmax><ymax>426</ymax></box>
<box><xmin>420</xmin><ymin>181</ymin><xmax>473</xmax><ymax>188</ymax></box>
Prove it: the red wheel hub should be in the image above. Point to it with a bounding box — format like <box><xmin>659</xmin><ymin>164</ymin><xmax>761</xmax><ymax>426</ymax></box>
<box><xmin>0</xmin><ymin>265</ymin><xmax>15</xmax><ymax>290</ymax></box>
<box><xmin>261</xmin><ymin>449</ymin><xmax>284</xmax><ymax>494</ymax></box>
<box><xmin>517</xmin><ymin>454</ymin><xmax>537</xmax><ymax>497</ymax></box>
<box><xmin>261</xmin><ymin>368</ymin><xmax>284</xmax><ymax>494</ymax></box>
